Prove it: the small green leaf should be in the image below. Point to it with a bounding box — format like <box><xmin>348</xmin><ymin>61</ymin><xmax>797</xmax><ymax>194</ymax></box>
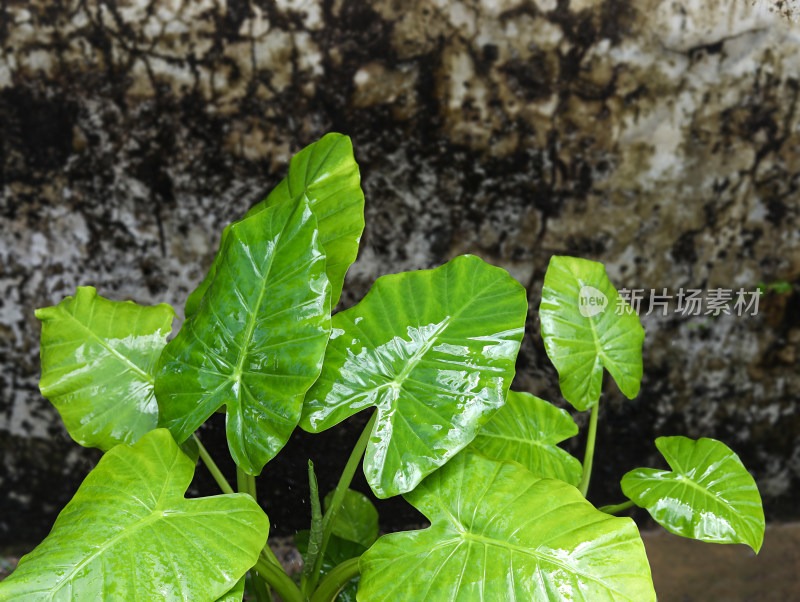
<box><xmin>35</xmin><ymin>286</ymin><xmax>174</xmax><ymax>451</ymax></box>
<box><xmin>621</xmin><ymin>436</ymin><xmax>765</xmax><ymax>552</ymax></box>
<box><xmin>540</xmin><ymin>256</ymin><xmax>645</xmax><ymax>411</ymax></box>
<box><xmin>469</xmin><ymin>390</ymin><xmax>582</xmax><ymax>486</ymax></box>
<box><xmin>186</xmin><ymin>133</ymin><xmax>364</xmax><ymax>316</ymax></box>
<box><xmin>358</xmin><ymin>450</ymin><xmax>655</xmax><ymax>601</ymax></box>
<box><xmin>300</xmin><ymin>254</ymin><xmax>528</xmax><ymax>498</ymax></box>
<box><xmin>156</xmin><ymin>199</ymin><xmax>331</xmax><ymax>475</ymax></box>
<box><xmin>0</xmin><ymin>429</ymin><xmax>269</xmax><ymax>601</ymax></box>
<box><xmin>324</xmin><ymin>489</ymin><xmax>379</xmax><ymax>547</ymax></box>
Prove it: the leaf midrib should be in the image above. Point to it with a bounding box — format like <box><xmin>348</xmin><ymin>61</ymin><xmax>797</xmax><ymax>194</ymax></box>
<box><xmin>232</xmin><ymin>240</ymin><xmax>279</xmax><ymax>380</ymax></box>
<box><xmin>476</xmin><ymin>431</ymin><xmax>563</xmax><ymax>448</ymax></box>
<box><xmin>461</xmin><ymin>531</ymin><xmax>638</xmax><ymax>599</ymax></box>
<box><xmin>46</xmin><ymin>505</ymin><xmax>254</xmax><ymax>596</ymax></box>
<box><xmin>50</xmin><ymin>510</ymin><xmax>162</xmax><ymax>595</ymax></box>
<box><xmin>667</xmin><ymin>471</ymin><xmax>744</xmax><ymax>517</ymax></box>
<box><xmin>393</xmin><ymin>318</ymin><xmax>452</xmax><ymax>385</ymax></box>
<box><xmin>59</xmin><ymin>307</ymin><xmax>153</xmax><ymax>384</ymax></box>
<box><xmin>576</xmin><ymin>277</ymin><xmax>605</xmax><ymax>367</ymax></box>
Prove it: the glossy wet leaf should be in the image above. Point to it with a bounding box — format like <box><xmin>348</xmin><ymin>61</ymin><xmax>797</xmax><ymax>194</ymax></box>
<box><xmin>358</xmin><ymin>450</ymin><xmax>655</xmax><ymax>601</ymax></box>
<box><xmin>621</xmin><ymin>436</ymin><xmax>765</xmax><ymax>552</ymax></box>
<box><xmin>469</xmin><ymin>390</ymin><xmax>582</xmax><ymax>486</ymax></box>
<box><xmin>186</xmin><ymin>133</ymin><xmax>364</xmax><ymax>315</ymax></box>
<box><xmin>540</xmin><ymin>256</ymin><xmax>644</xmax><ymax>411</ymax></box>
<box><xmin>296</xmin><ymin>532</ymin><xmax>364</xmax><ymax>602</ymax></box>
<box><xmin>35</xmin><ymin>286</ymin><xmax>174</xmax><ymax>451</ymax></box>
<box><xmin>300</xmin><ymin>255</ymin><xmax>527</xmax><ymax>498</ymax></box>
<box><xmin>324</xmin><ymin>489</ymin><xmax>379</xmax><ymax>547</ymax></box>
<box><xmin>156</xmin><ymin>200</ymin><xmax>331</xmax><ymax>475</ymax></box>
<box><xmin>0</xmin><ymin>429</ymin><xmax>269</xmax><ymax>601</ymax></box>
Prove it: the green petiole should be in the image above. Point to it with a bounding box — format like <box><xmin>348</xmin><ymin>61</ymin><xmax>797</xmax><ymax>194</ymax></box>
<box><xmin>578</xmin><ymin>402</ymin><xmax>599</xmax><ymax>498</ymax></box>
<box><xmin>305</xmin><ymin>411</ymin><xmax>377</xmax><ymax>593</ymax></box>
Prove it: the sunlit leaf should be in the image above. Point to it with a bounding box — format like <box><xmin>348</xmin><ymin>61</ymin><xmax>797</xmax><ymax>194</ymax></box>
<box><xmin>469</xmin><ymin>390</ymin><xmax>582</xmax><ymax>485</ymax></box>
<box><xmin>0</xmin><ymin>429</ymin><xmax>269</xmax><ymax>601</ymax></box>
<box><xmin>300</xmin><ymin>255</ymin><xmax>527</xmax><ymax>498</ymax></box>
<box><xmin>359</xmin><ymin>450</ymin><xmax>655</xmax><ymax>601</ymax></box>
<box><xmin>36</xmin><ymin>286</ymin><xmax>174</xmax><ymax>451</ymax></box>
<box><xmin>185</xmin><ymin>133</ymin><xmax>364</xmax><ymax>316</ymax></box>
<box><xmin>156</xmin><ymin>199</ymin><xmax>331</xmax><ymax>475</ymax></box>
<box><xmin>621</xmin><ymin>436</ymin><xmax>765</xmax><ymax>552</ymax></box>
<box><xmin>540</xmin><ymin>256</ymin><xmax>644</xmax><ymax>411</ymax></box>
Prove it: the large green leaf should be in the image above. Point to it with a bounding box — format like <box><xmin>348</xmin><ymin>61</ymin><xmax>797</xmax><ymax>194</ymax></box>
<box><xmin>324</xmin><ymin>489</ymin><xmax>379</xmax><ymax>547</ymax></box>
<box><xmin>155</xmin><ymin>199</ymin><xmax>331</xmax><ymax>475</ymax></box>
<box><xmin>540</xmin><ymin>256</ymin><xmax>644</xmax><ymax>411</ymax></box>
<box><xmin>35</xmin><ymin>286</ymin><xmax>174</xmax><ymax>451</ymax></box>
<box><xmin>300</xmin><ymin>255</ymin><xmax>528</xmax><ymax>498</ymax></box>
<box><xmin>469</xmin><ymin>390</ymin><xmax>582</xmax><ymax>486</ymax></box>
<box><xmin>0</xmin><ymin>429</ymin><xmax>269</xmax><ymax>601</ymax></box>
<box><xmin>358</xmin><ymin>450</ymin><xmax>655</xmax><ymax>601</ymax></box>
<box><xmin>621</xmin><ymin>436</ymin><xmax>765</xmax><ymax>552</ymax></box>
<box><xmin>185</xmin><ymin>133</ymin><xmax>364</xmax><ymax>315</ymax></box>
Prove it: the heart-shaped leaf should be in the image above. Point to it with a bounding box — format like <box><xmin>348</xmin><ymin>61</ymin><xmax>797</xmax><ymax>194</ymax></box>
<box><xmin>358</xmin><ymin>450</ymin><xmax>656</xmax><ymax>601</ymax></box>
<box><xmin>469</xmin><ymin>390</ymin><xmax>582</xmax><ymax>485</ymax></box>
<box><xmin>0</xmin><ymin>429</ymin><xmax>269</xmax><ymax>601</ymax></box>
<box><xmin>300</xmin><ymin>255</ymin><xmax>528</xmax><ymax>497</ymax></box>
<box><xmin>324</xmin><ymin>489</ymin><xmax>379</xmax><ymax>547</ymax></box>
<box><xmin>35</xmin><ymin>287</ymin><xmax>174</xmax><ymax>451</ymax></box>
<box><xmin>186</xmin><ymin>133</ymin><xmax>364</xmax><ymax>316</ymax></box>
<box><xmin>621</xmin><ymin>436</ymin><xmax>765</xmax><ymax>552</ymax></box>
<box><xmin>156</xmin><ymin>199</ymin><xmax>331</xmax><ymax>475</ymax></box>
<box><xmin>540</xmin><ymin>256</ymin><xmax>644</xmax><ymax>411</ymax></box>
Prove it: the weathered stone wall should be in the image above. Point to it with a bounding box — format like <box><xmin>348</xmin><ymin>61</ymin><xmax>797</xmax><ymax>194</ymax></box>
<box><xmin>1</xmin><ymin>0</ymin><xmax>798</xmax><ymax>544</ymax></box>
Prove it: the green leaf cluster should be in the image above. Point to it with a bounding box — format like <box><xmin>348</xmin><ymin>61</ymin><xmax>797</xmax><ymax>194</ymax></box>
<box><xmin>3</xmin><ymin>133</ymin><xmax>765</xmax><ymax>602</ymax></box>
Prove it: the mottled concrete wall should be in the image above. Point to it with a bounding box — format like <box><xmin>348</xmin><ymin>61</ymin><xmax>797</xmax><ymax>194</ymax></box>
<box><xmin>1</xmin><ymin>0</ymin><xmax>799</xmax><ymax>543</ymax></box>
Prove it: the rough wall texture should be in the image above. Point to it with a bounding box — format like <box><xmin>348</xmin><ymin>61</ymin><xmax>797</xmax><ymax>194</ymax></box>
<box><xmin>1</xmin><ymin>0</ymin><xmax>799</xmax><ymax>544</ymax></box>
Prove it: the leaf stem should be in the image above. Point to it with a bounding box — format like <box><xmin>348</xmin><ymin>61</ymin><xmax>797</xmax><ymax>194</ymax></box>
<box><xmin>237</xmin><ymin>466</ymin><xmax>248</xmax><ymax>495</ymax></box>
<box><xmin>309</xmin><ymin>558</ymin><xmax>360</xmax><ymax>602</ymax></box>
<box><xmin>236</xmin><ymin>467</ymin><xmax>259</xmax><ymax>501</ymax></box>
<box><xmin>192</xmin><ymin>434</ymin><xmax>234</xmax><ymax>495</ymax></box>
<box><xmin>598</xmin><ymin>500</ymin><xmax>635</xmax><ymax>515</ymax></box>
<box><xmin>250</xmin><ymin>568</ymin><xmax>274</xmax><ymax>602</ymax></box>
<box><xmin>300</xmin><ymin>460</ymin><xmax>324</xmax><ymax>596</ymax></box>
<box><xmin>578</xmin><ymin>402</ymin><xmax>599</xmax><ymax>498</ymax></box>
<box><xmin>234</xmin><ymin>466</ymin><xmax>282</xmax><ymax>568</ymax></box>
<box><xmin>254</xmin><ymin>557</ymin><xmax>304</xmax><ymax>602</ymax></box>
<box><xmin>306</xmin><ymin>411</ymin><xmax>377</xmax><ymax>593</ymax></box>
<box><xmin>259</xmin><ymin>543</ymin><xmax>282</xmax><ymax>569</ymax></box>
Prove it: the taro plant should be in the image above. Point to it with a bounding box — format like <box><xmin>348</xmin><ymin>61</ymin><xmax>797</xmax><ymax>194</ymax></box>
<box><xmin>0</xmin><ymin>134</ymin><xmax>764</xmax><ymax>601</ymax></box>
